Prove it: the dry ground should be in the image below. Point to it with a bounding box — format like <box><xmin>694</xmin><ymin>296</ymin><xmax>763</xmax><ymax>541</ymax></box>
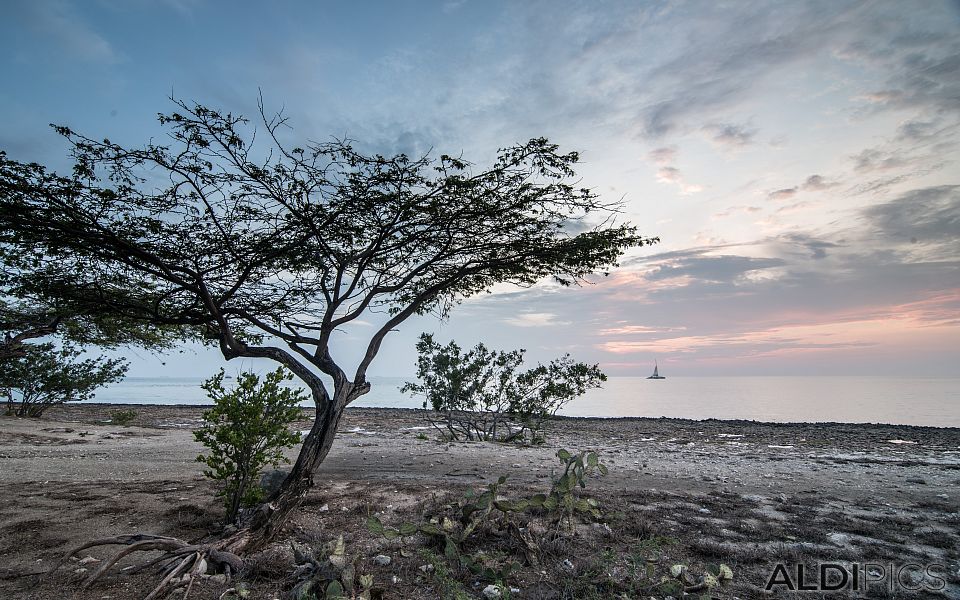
<box><xmin>0</xmin><ymin>405</ymin><xmax>958</xmax><ymax>599</ymax></box>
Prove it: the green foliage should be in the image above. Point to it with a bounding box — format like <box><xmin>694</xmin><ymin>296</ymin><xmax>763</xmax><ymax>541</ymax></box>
<box><xmin>109</xmin><ymin>408</ymin><xmax>137</xmax><ymax>426</ymax></box>
<box><xmin>0</xmin><ymin>341</ymin><xmax>126</xmax><ymax>417</ymax></box>
<box><xmin>289</xmin><ymin>536</ymin><xmax>377</xmax><ymax>600</ymax></box>
<box><xmin>542</xmin><ymin>449</ymin><xmax>608</xmax><ymax>528</ymax></box>
<box><xmin>402</xmin><ymin>334</ymin><xmax>606</xmax><ymax>442</ymax></box>
<box><xmin>366</xmin><ymin>448</ymin><xmax>607</xmax><ymax>590</ymax></box>
<box><xmin>194</xmin><ymin>367</ymin><xmax>305</xmax><ymax>521</ymax></box>
<box><xmin>417</xmin><ymin>550</ymin><xmax>472</xmax><ymax>600</ymax></box>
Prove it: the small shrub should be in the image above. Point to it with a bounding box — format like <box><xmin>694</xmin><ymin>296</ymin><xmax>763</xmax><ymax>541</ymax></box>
<box><xmin>0</xmin><ymin>342</ymin><xmax>127</xmax><ymax>417</ymax></box>
<box><xmin>194</xmin><ymin>367</ymin><xmax>305</xmax><ymax>522</ymax></box>
<box><xmin>110</xmin><ymin>408</ymin><xmax>137</xmax><ymax>426</ymax></box>
<box><xmin>402</xmin><ymin>333</ymin><xmax>605</xmax><ymax>443</ymax></box>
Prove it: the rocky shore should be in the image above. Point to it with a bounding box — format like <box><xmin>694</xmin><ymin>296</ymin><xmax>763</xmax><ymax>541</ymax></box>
<box><xmin>1</xmin><ymin>405</ymin><xmax>957</xmax><ymax>598</ymax></box>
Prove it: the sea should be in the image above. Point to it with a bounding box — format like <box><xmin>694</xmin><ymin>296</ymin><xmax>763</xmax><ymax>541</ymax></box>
<box><xmin>88</xmin><ymin>376</ymin><xmax>960</xmax><ymax>428</ymax></box>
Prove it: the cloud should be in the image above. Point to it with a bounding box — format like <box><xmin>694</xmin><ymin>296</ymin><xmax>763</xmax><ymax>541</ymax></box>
<box><xmin>849</xmin><ymin>168</ymin><xmax>942</xmax><ymax>196</ymax></box>
<box><xmin>852</xmin><ymin>147</ymin><xmax>910</xmax><ymax>172</ymax></box>
<box><xmin>896</xmin><ymin>119</ymin><xmax>940</xmax><ymax>141</ymax></box>
<box><xmin>859</xmin><ymin>51</ymin><xmax>960</xmax><ymax>117</ymax></box>
<box><xmin>503</xmin><ymin>312</ymin><xmax>570</xmax><ymax>327</ymax></box>
<box><xmin>764</xmin><ymin>175</ymin><xmax>839</xmax><ymax>204</ymax></box>
<box><xmin>443</xmin><ymin>0</ymin><xmax>467</xmax><ymax>13</ymax></box>
<box><xmin>801</xmin><ymin>175</ymin><xmax>839</xmax><ymax>191</ymax></box>
<box><xmin>22</xmin><ymin>1</ymin><xmax>119</xmax><ymax>63</ymax></box>
<box><xmin>647</xmin><ymin>146</ymin><xmax>676</xmax><ymax>166</ymax></box>
<box><xmin>643</xmin><ymin>254</ymin><xmax>785</xmax><ymax>284</ymax></box>
<box><xmin>703</xmin><ymin>122</ymin><xmax>757</xmax><ymax>148</ymax></box>
<box><xmin>648</xmin><ymin>147</ymin><xmax>702</xmax><ymax>194</ymax></box>
<box><xmin>714</xmin><ymin>205</ymin><xmax>762</xmax><ymax>218</ymax></box>
<box><xmin>780</xmin><ymin>233</ymin><xmax>839</xmax><ymax>260</ymax></box>
<box><xmin>862</xmin><ymin>185</ymin><xmax>960</xmax><ymax>245</ymax></box>
<box><xmin>768</xmin><ymin>187</ymin><xmax>798</xmax><ymax>201</ymax></box>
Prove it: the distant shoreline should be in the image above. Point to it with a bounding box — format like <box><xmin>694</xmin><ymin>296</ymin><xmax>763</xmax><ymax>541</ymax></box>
<box><xmin>36</xmin><ymin>402</ymin><xmax>960</xmax><ymax>431</ymax></box>
<box><xmin>86</xmin><ymin>375</ymin><xmax>960</xmax><ymax>427</ymax></box>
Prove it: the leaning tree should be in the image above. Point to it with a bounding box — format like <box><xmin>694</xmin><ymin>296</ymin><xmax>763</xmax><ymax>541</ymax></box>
<box><xmin>0</xmin><ymin>98</ymin><xmax>656</xmax><ymax>591</ymax></box>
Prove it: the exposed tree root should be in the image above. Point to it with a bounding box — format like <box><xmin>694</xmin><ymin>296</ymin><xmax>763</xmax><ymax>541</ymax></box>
<box><xmin>59</xmin><ymin>533</ymin><xmax>245</xmax><ymax>600</ymax></box>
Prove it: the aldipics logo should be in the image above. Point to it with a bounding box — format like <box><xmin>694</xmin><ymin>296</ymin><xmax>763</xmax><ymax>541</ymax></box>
<box><xmin>765</xmin><ymin>563</ymin><xmax>947</xmax><ymax>593</ymax></box>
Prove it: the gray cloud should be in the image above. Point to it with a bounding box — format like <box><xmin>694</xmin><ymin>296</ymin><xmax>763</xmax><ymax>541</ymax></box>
<box><xmin>849</xmin><ymin>167</ymin><xmax>942</xmax><ymax>196</ymax></box>
<box><xmin>768</xmin><ymin>187</ymin><xmax>798</xmax><ymax>201</ymax></box>
<box><xmin>647</xmin><ymin>146</ymin><xmax>676</xmax><ymax>166</ymax></box>
<box><xmin>657</xmin><ymin>166</ymin><xmax>681</xmax><ymax>182</ymax></box>
<box><xmin>703</xmin><ymin>122</ymin><xmax>757</xmax><ymax>148</ymax></box>
<box><xmin>765</xmin><ymin>175</ymin><xmax>839</xmax><ymax>203</ymax></box>
<box><xmin>862</xmin><ymin>185</ymin><xmax>960</xmax><ymax>244</ymax></box>
<box><xmin>644</xmin><ymin>253</ymin><xmax>785</xmax><ymax>284</ymax></box>
<box><xmin>781</xmin><ymin>233</ymin><xmax>840</xmax><ymax>260</ymax></box>
<box><xmin>897</xmin><ymin>119</ymin><xmax>940</xmax><ymax>141</ymax></box>
<box><xmin>863</xmin><ymin>51</ymin><xmax>960</xmax><ymax>116</ymax></box>
<box><xmin>801</xmin><ymin>175</ymin><xmax>838</xmax><ymax>191</ymax></box>
<box><xmin>852</xmin><ymin>147</ymin><xmax>910</xmax><ymax>173</ymax></box>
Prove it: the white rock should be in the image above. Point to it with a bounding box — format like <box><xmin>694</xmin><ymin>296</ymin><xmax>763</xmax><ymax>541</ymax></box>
<box><xmin>373</xmin><ymin>554</ymin><xmax>391</xmax><ymax>566</ymax></box>
<box><xmin>482</xmin><ymin>584</ymin><xmax>502</xmax><ymax>599</ymax></box>
<box><xmin>79</xmin><ymin>556</ymin><xmax>100</xmax><ymax>565</ymax></box>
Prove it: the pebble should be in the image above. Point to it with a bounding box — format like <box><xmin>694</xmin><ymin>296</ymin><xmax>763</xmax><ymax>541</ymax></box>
<box><xmin>482</xmin><ymin>584</ymin><xmax>502</xmax><ymax>599</ymax></box>
<box><xmin>372</xmin><ymin>554</ymin><xmax>391</xmax><ymax>566</ymax></box>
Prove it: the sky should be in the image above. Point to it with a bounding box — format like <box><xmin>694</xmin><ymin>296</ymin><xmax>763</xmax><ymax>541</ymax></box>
<box><xmin>1</xmin><ymin>0</ymin><xmax>958</xmax><ymax>378</ymax></box>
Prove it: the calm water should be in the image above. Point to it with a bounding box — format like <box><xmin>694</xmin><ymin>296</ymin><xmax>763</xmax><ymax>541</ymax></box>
<box><xmin>89</xmin><ymin>376</ymin><xmax>960</xmax><ymax>427</ymax></box>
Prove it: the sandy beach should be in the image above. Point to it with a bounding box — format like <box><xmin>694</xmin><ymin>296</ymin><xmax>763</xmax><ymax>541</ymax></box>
<box><xmin>1</xmin><ymin>405</ymin><xmax>958</xmax><ymax>599</ymax></box>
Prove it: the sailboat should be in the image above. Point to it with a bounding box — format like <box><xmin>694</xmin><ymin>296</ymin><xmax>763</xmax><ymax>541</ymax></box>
<box><xmin>647</xmin><ymin>360</ymin><xmax>665</xmax><ymax>379</ymax></box>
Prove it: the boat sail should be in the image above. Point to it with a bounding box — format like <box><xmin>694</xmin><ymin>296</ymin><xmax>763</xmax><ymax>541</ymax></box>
<box><xmin>647</xmin><ymin>360</ymin><xmax>665</xmax><ymax>379</ymax></box>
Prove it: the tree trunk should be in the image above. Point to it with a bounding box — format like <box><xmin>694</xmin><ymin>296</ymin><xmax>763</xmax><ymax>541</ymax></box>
<box><xmin>223</xmin><ymin>383</ymin><xmax>351</xmax><ymax>554</ymax></box>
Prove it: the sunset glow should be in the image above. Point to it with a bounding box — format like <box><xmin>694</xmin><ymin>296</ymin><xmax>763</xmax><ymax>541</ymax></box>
<box><xmin>1</xmin><ymin>1</ymin><xmax>957</xmax><ymax>376</ymax></box>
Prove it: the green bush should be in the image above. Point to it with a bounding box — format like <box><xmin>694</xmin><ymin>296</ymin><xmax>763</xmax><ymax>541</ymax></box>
<box><xmin>0</xmin><ymin>341</ymin><xmax>127</xmax><ymax>417</ymax></box>
<box><xmin>401</xmin><ymin>333</ymin><xmax>605</xmax><ymax>443</ymax></box>
<box><xmin>109</xmin><ymin>408</ymin><xmax>137</xmax><ymax>426</ymax></box>
<box><xmin>194</xmin><ymin>367</ymin><xmax>306</xmax><ymax>522</ymax></box>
